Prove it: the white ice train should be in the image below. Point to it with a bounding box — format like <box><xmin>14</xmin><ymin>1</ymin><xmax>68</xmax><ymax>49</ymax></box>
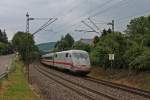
<box><xmin>41</xmin><ymin>50</ymin><xmax>91</xmax><ymax>75</ymax></box>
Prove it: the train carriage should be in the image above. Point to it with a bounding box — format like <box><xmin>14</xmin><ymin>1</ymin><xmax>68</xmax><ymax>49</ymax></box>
<box><xmin>41</xmin><ymin>50</ymin><xmax>91</xmax><ymax>75</ymax></box>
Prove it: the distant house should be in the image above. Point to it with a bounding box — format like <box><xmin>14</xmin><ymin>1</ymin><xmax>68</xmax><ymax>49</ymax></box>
<box><xmin>79</xmin><ymin>38</ymin><xmax>93</xmax><ymax>45</ymax></box>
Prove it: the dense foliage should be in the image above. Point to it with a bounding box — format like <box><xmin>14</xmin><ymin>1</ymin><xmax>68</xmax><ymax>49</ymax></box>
<box><xmin>12</xmin><ymin>32</ymin><xmax>39</xmax><ymax>64</ymax></box>
<box><xmin>0</xmin><ymin>29</ymin><xmax>13</xmax><ymax>55</ymax></box>
<box><xmin>126</xmin><ymin>16</ymin><xmax>150</xmax><ymax>36</ymax></box>
<box><xmin>90</xmin><ymin>32</ymin><xmax>127</xmax><ymax>69</ymax></box>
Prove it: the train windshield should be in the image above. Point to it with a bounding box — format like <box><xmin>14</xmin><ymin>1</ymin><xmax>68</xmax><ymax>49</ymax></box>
<box><xmin>72</xmin><ymin>53</ymin><xmax>90</xmax><ymax>66</ymax></box>
<box><xmin>73</xmin><ymin>53</ymin><xmax>88</xmax><ymax>60</ymax></box>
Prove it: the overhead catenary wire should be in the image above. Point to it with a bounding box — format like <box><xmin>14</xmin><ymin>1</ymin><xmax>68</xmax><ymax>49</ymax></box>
<box><xmin>91</xmin><ymin>0</ymin><xmax>130</xmax><ymax>18</ymax></box>
<box><xmin>32</xmin><ymin>18</ymin><xmax>53</xmax><ymax>35</ymax></box>
<box><xmin>56</xmin><ymin>0</ymin><xmax>114</xmax><ymax>28</ymax></box>
<box><xmin>54</xmin><ymin>0</ymin><xmax>131</xmax><ymax>35</ymax></box>
<box><xmin>33</xmin><ymin>18</ymin><xmax>57</xmax><ymax>36</ymax></box>
<box><xmin>88</xmin><ymin>17</ymin><xmax>101</xmax><ymax>32</ymax></box>
<box><xmin>53</xmin><ymin>0</ymin><xmax>115</xmax><ymax>34</ymax></box>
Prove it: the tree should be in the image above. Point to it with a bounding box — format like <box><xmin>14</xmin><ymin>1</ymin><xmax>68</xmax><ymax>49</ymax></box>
<box><xmin>107</xmin><ymin>28</ymin><xmax>112</xmax><ymax>33</ymax></box>
<box><xmin>101</xmin><ymin>28</ymin><xmax>112</xmax><ymax>37</ymax></box>
<box><xmin>122</xmin><ymin>16</ymin><xmax>150</xmax><ymax>70</ymax></box>
<box><xmin>126</xmin><ymin>16</ymin><xmax>150</xmax><ymax>36</ymax></box>
<box><xmin>0</xmin><ymin>29</ymin><xmax>8</xmax><ymax>43</ymax></box>
<box><xmin>0</xmin><ymin>42</ymin><xmax>6</xmax><ymax>55</ymax></box>
<box><xmin>0</xmin><ymin>29</ymin><xmax>2</xmax><ymax>42</ymax></box>
<box><xmin>12</xmin><ymin>32</ymin><xmax>39</xmax><ymax>64</ymax></box>
<box><xmin>93</xmin><ymin>36</ymin><xmax>99</xmax><ymax>47</ymax></box>
<box><xmin>129</xmin><ymin>48</ymin><xmax>150</xmax><ymax>70</ymax></box>
<box><xmin>54</xmin><ymin>33</ymin><xmax>74</xmax><ymax>51</ymax></box>
<box><xmin>2</xmin><ymin>30</ymin><xmax>8</xmax><ymax>43</ymax></box>
<box><xmin>73</xmin><ymin>41</ymin><xmax>91</xmax><ymax>52</ymax></box>
<box><xmin>101</xmin><ymin>29</ymin><xmax>107</xmax><ymax>37</ymax></box>
<box><xmin>64</xmin><ymin>33</ymin><xmax>74</xmax><ymax>48</ymax></box>
<box><xmin>0</xmin><ymin>29</ymin><xmax>12</xmax><ymax>55</ymax></box>
<box><xmin>124</xmin><ymin>34</ymin><xmax>150</xmax><ymax>70</ymax></box>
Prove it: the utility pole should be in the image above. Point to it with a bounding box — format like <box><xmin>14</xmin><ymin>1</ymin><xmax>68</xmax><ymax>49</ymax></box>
<box><xmin>25</xmin><ymin>12</ymin><xmax>57</xmax><ymax>84</ymax></box>
<box><xmin>112</xmin><ymin>20</ymin><xmax>114</xmax><ymax>32</ymax></box>
<box><xmin>26</xmin><ymin>12</ymin><xmax>29</xmax><ymax>33</ymax></box>
<box><xmin>26</xmin><ymin>12</ymin><xmax>30</xmax><ymax>83</ymax></box>
<box><xmin>107</xmin><ymin>20</ymin><xmax>114</xmax><ymax>32</ymax></box>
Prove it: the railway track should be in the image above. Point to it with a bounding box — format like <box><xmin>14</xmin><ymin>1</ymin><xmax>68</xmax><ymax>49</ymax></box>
<box><xmin>33</xmin><ymin>63</ymin><xmax>150</xmax><ymax>100</ymax></box>
<box><xmin>84</xmin><ymin>77</ymin><xmax>150</xmax><ymax>99</ymax></box>
<box><xmin>34</xmin><ymin>64</ymin><xmax>116</xmax><ymax>100</ymax></box>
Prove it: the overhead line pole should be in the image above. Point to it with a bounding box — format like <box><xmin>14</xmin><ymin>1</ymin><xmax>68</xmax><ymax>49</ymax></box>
<box><xmin>25</xmin><ymin>12</ymin><xmax>57</xmax><ymax>84</ymax></box>
<box><xmin>107</xmin><ymin>20</ymin><xmax>114</xmax><ymax>32</ymax></box>
<box><xmin>26</xmin><ymin>12</ymin><xmax>30</xmax><ymax>33</ymax></box>
<box><xmin>26</xmin><ymin>12</ymin><xmax>31</xmax><ymax>83</ymax></box>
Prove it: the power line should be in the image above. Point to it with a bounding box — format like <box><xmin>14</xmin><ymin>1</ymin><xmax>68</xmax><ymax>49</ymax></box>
<box><xmin>91</xmin><ymin>0</ymin><xmax>130</xmax><ymax>17</ymax></box>
<box><xmin>54</xmin><ymin>0</ymin><xmax>88</xmax><ymax>19</ymax></box>
<box><xmin>117</xmin><ymin>10</ymin><xmax>150</xmax><ymax>22</ymax></box>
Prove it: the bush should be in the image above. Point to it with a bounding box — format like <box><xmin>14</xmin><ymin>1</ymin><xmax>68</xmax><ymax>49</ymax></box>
<box><xmin>129</xmin><ymin>48</ymin><xmax>150</xmax><ymax>70</ymax></box>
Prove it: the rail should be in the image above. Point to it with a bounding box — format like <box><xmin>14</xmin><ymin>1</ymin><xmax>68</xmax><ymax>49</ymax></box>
<box><xmin>85</xmin><ymin>77</ymin><xmax>150</xmax><ymax>99</ymax></box>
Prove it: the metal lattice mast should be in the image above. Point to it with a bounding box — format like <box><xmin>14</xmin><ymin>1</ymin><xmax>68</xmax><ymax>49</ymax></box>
<box><xmin>26</xmin><ymin>12</ymin><xmax>29</xmax><ymax>33</ymax></box>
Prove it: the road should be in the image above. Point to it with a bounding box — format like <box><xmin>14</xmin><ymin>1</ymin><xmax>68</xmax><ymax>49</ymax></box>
<box><xmin>0</xmin><ymin>55</ymin><xmax>13</xmax><ymax>75</ymax></box>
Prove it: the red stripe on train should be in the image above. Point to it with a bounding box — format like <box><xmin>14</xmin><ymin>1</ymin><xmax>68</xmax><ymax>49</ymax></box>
<box><xmin>42</xmin><ymin>60</ymin><xmax>73</xmax><ymax>67</ymax></box>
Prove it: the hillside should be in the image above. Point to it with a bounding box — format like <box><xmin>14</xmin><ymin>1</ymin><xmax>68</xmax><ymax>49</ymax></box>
<box><xmin>37</xmin><ymin>42</ymin><xmax>56</xmax><ymax>51</ymax></box>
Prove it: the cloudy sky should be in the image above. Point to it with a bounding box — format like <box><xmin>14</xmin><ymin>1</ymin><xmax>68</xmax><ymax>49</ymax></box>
<box><xmin>0</xmin><ymin>0</ymin><xmax>150</xmax><ymax>44</ymax></box>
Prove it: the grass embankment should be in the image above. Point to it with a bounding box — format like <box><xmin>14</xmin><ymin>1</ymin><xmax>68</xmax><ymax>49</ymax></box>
<box><xmin>88</xmin><ymin>67</ymin><xmax>150</xmax><ymax>92</ymax></box>
<box><xmin>0</xmin><ymin>59</ymin><xmax>39</xmax><ymax>100</ymax></box>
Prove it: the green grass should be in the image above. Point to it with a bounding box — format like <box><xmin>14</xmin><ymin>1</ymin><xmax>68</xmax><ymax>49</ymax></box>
<box><xmin>0</xmin><ymin>59</ymin><xmax>39</xmax><ymax>100</ymax></box>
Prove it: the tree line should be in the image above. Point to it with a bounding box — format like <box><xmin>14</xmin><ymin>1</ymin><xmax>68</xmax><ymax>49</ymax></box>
<box><xmin>0</xmin><ymin>29</ymin><xmax>13</xmax><ymax>55</ymax></box>
<box><xmin>54</xmin><ymin>16</ymin><xmax>150</xmax><ymax>71</ymax></box>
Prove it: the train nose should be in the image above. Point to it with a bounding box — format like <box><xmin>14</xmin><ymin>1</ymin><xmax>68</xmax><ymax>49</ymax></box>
<box><xmin>73</xmin><ymin>66</ymin><xmax>91</xmax><ymax>71</ymax></box>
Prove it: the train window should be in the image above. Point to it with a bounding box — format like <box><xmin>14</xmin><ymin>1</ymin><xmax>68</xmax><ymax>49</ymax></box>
<box><xmin>66</xmin><ymin>53</ymin><xmax>69</xmax><ymax>57</ymax></box>
<box><xmin>55</xmin><ymin>54</ymin><xmax>57</xmax><ymax>57</ymax></box>
<box><xmin>69</xmin><ymin>55</ymin><xmax>71</xmax><ymax>57</ymax></box>
<box><xmin>45</xmin><ymin>57</ymin><xmax>53</xmax><ymax>60</ymax></box>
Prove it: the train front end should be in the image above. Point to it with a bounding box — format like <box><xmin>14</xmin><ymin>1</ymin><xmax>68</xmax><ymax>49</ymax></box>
<box><xmin>71</xmin><ymin>51</ymin><xmax>91</xmax><ymax>75</ymax></box>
